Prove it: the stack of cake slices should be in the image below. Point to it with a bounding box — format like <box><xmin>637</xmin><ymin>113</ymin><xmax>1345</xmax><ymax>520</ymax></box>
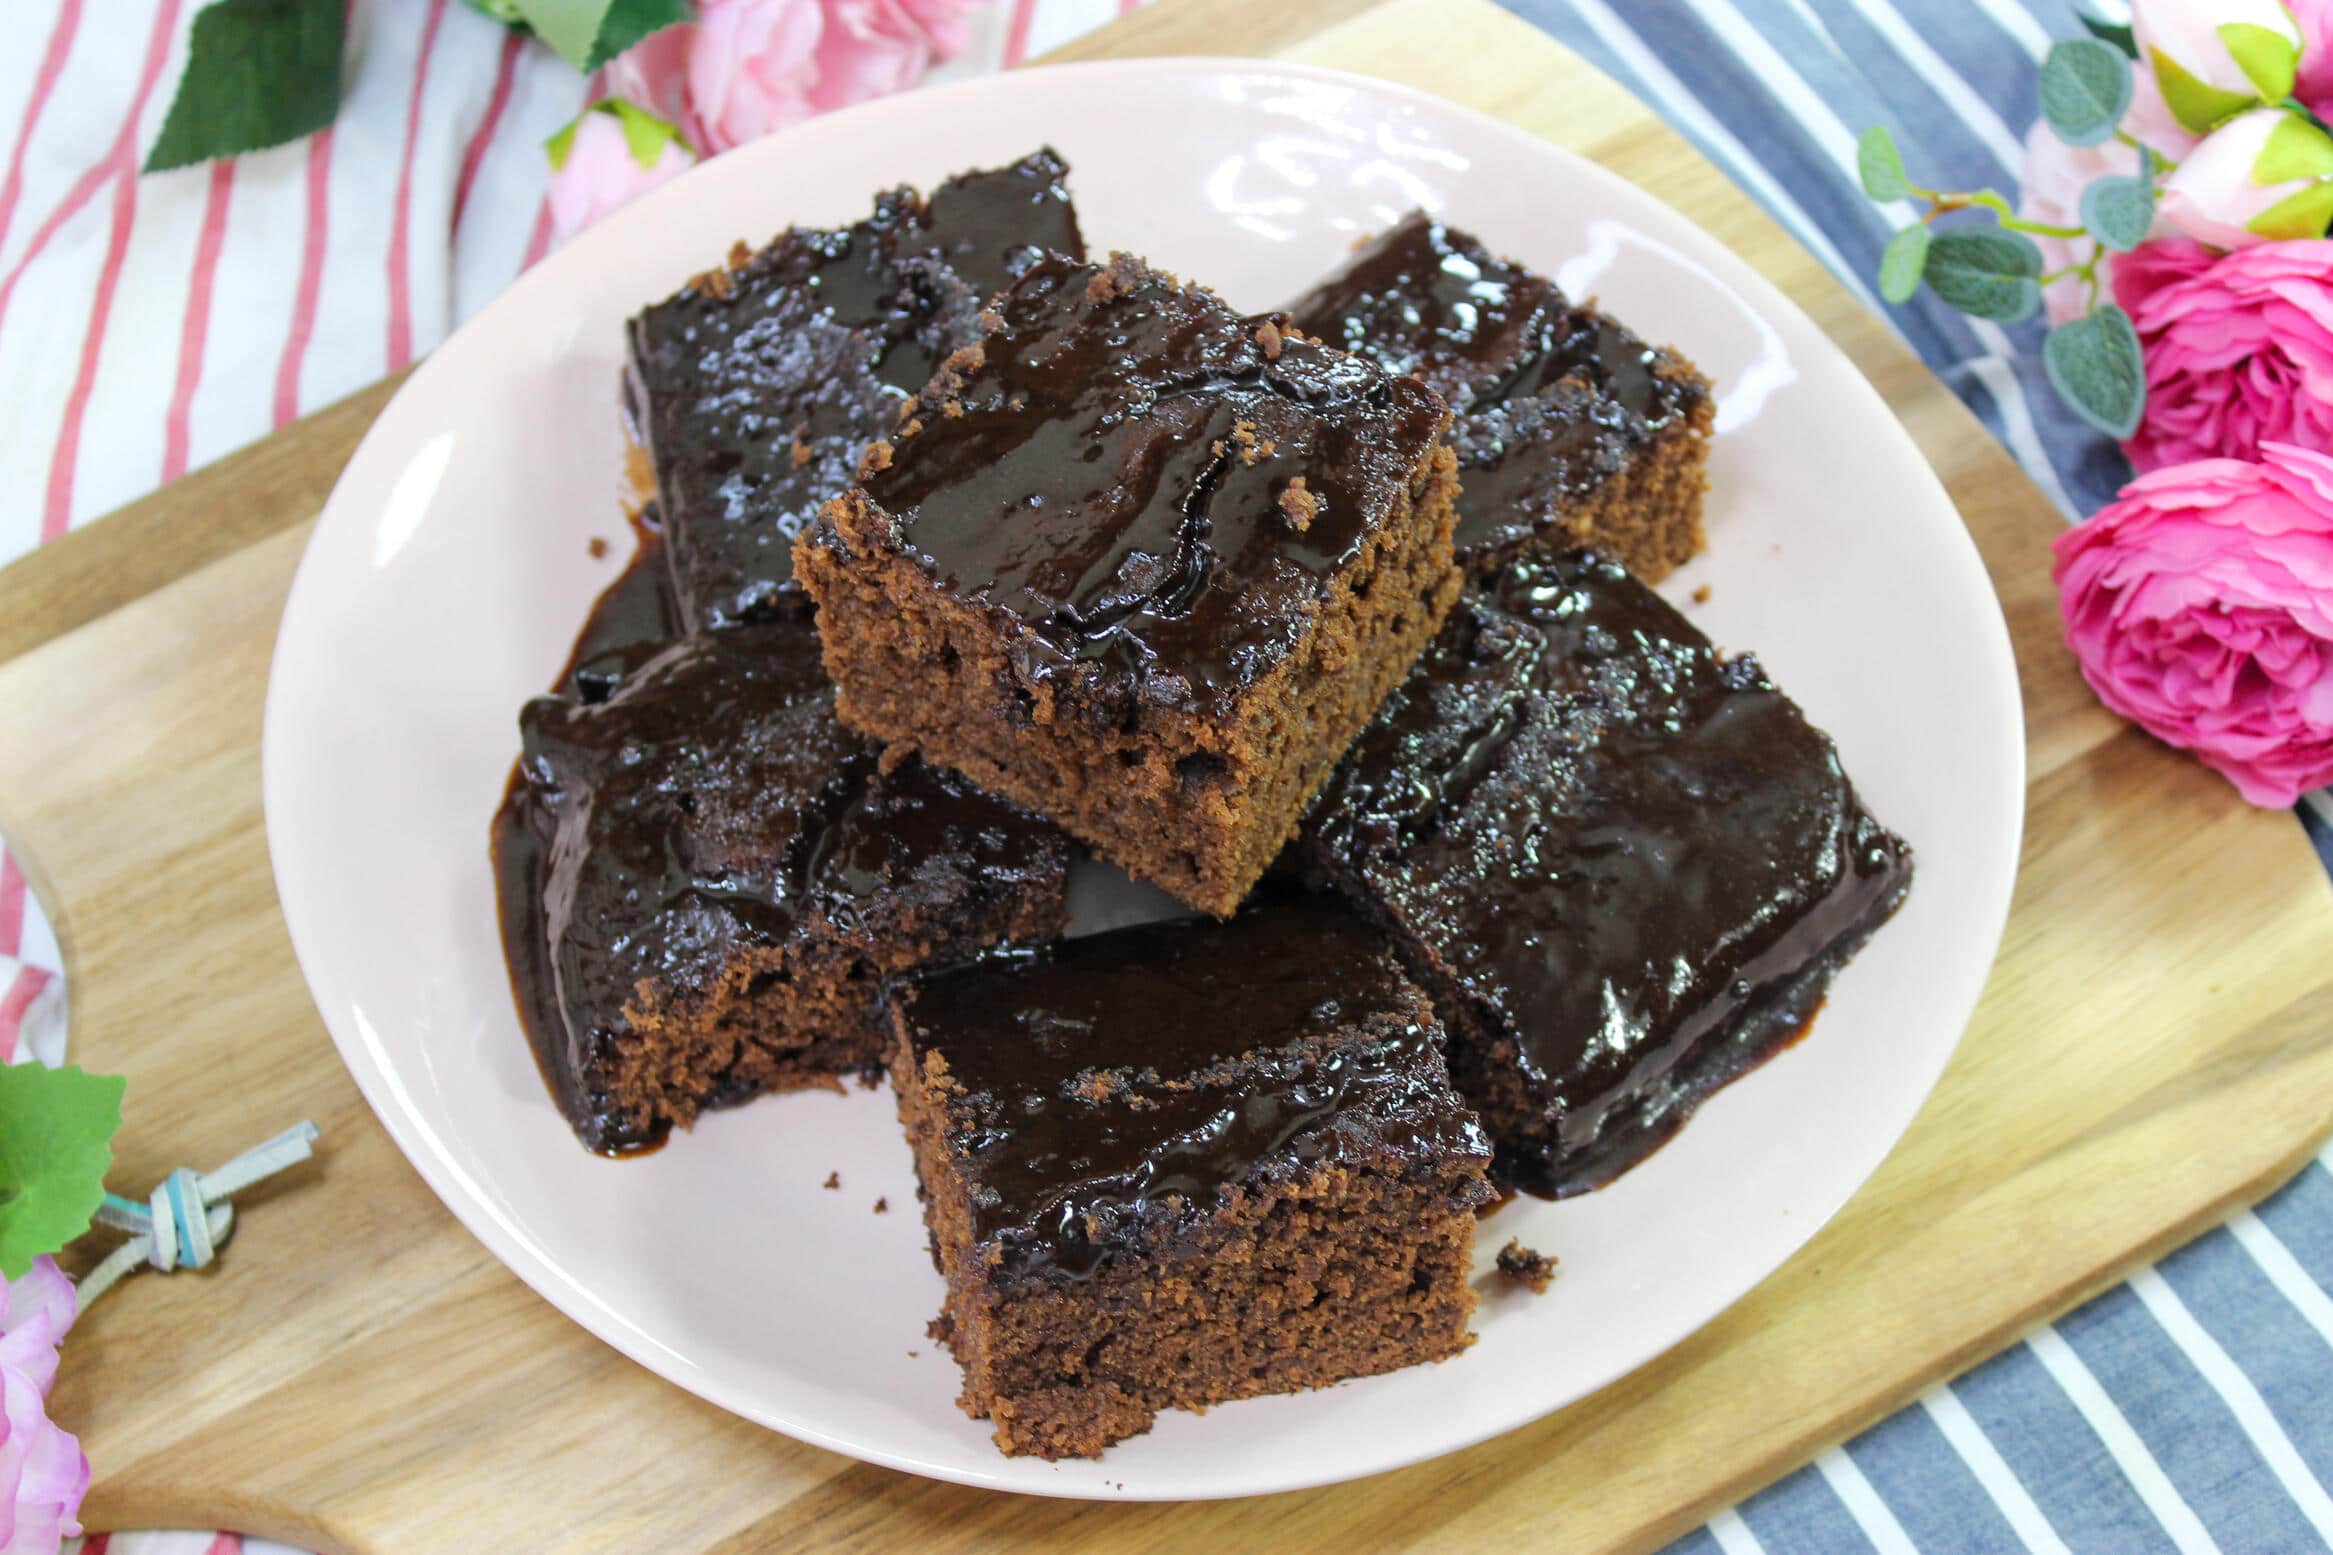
<box><xmin>493</xmin><ymin>149</ymin><xmax>1914</xmax><ymax>1461</ymax></box>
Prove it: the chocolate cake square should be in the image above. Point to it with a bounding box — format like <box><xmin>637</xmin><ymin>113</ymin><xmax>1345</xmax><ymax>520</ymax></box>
<box><xmin>796</xmin><ymin>252</ymin><xmax>1465</xmax><ymax>917</ymax></box>
<box><xmin>890</xmin><ymin>897</ymin><xmax>1493</xmax><ymax>1459</ymax></box>
<box><xmin>1290</xmin><ymin>551</ymin><xmax>1912</xmax><ymax>1197</ymax></box>
<box><xmin>494</xmin><ymin>604</ymin><xmax>1069</xmax><ymax>1155</ymax></box>
<box><xmin>1287</xmin><ymin>212</ymin><xmax>1714</xmax><ymax>582</ymax></box>
<box><xmin>626</xmin><ymin>149</ymin><xmax>1085</xmax><ymax>629</ymax></box>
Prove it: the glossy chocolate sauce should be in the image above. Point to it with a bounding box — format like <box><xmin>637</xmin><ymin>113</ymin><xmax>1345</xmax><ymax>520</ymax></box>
<box><xmin>493</xmin><ymin>526</ymin><xmax>1069</xmax><ymax>1155</ymax></box>
<box><xmin>1296</xmin><ymin>551</ymin><xmax>1912</xmax><ymax>1197</ymax></box>
<box><xmin>849</xmin><ymin>253</ymin><xmax>1451</xmax><ymax>715</ymax></box>
<box><xmin>625</xmin><ymin>150</ymin><xmax>1086</xmax><ymax>630</ymax></box>
<box><xmin>907</xmin><ymin>898</ymin><xmax>1491</xmax><ymax>1283</ymax></box>
<box><xmin>1286</xmin><ymin>212</ymin><xmax>1708</xmax><ymax>570</ymax></box>
<box><xmin>561</xmin><ymin>514</ymin><xmax>686</xmax><ymax>703</ymax></box>
<box><xmin>493</xmin><ymin>526</ymin><xmax>690</xmax><ymax>1150</ymax></box>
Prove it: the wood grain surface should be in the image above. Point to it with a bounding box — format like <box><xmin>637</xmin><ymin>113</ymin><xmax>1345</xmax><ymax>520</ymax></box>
<box><xmin>4</xmin><ymin>2</ymin><xmax>2329</xmax><ymax>1551</ymax></box>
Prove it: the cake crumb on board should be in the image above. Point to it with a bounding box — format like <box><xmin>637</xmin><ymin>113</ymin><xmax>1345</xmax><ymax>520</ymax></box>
<box><xmin>587</xmin><ymin>536</ymin><xmax>610</xmax><ymax>560</ymax></box>
<box><xmin>1691</xmin><ymin>584</ymin><xmax>1711</xmax><ymax>605</ymax></box>
<box><xmin>822</xmin><ymin>1171</ymin><xmax>840</xmax><ymax>1190</ymax></box>
<box><xmin>1496</xmin><ymin>1239</ymin><xmax>1557</xmax><ymax>1294</ymax></box>
<box><xmin>873</xmin><ymin>1196</ymin><xmax>889</xmax><ymax>1214</ymax></box>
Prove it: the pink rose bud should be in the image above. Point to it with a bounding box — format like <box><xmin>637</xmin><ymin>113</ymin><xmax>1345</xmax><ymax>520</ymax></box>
<box><xmin>2120</xmin><ymin>60</ymin><xmax>2203</xmax><ymax>161</ymax></box>
<box><xmin>2135</xmin><ymin>0</ymin><xmax>2303</xmax><ymax>134</ymax></box>
<box><xmin>2114</xmin><ymin>237</ymin><xmax>2333</xmax><ymax>471</ymax></box>
<box><xmin>2053</xmin><ymin>442</ymin><xmax>2333</xmax><ymax>808</ymax></box>
<box><xmin>2296</xmin><ymin>0</ymin><xmax>2333</xmax><ymax>120</ymax></box>
<box><xmin>688</xmin><ymin>0</ymin><xmax>984</xmax><ymax>154</ymax></box>
<box><xmin>2160</xmin><ymin>107</ymin><xmax>2333</xmax><ymax>249</ymax></box>
<box><xmin>545</xmin><ymin>100</ymin><xmax>697</xmax><ymax>245</ymax></box>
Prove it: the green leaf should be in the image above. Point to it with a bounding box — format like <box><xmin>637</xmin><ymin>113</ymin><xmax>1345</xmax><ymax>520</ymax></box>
<box><xmin>2044</xmin><ymin>304</ymin><xmax>2147</xmax><ymax>438</ymax></box>
<box><xmin>2151</xmin><ymin>45</ymin><xmax>2261</xmax><ymax>134</ymax></box>
<box><xmin>545</xmin><ymin>116</ymin><xmax>581</xmax><ymax>173</ymax></box>
<box><xmin>511</xmin><ymin>0</ymin><xmax>692</xmax><ymax>73</ymax></box>
<box><xmin>1858</xmin><ymin>125</ymin><xmax>1913</xmax><ymax>202</ymax></box>
<box><xmin>0</xmin><ymin>1065</ymin><xmax>126</xmax><ymax>1280</ymax></box>
<box><xmin>2080</xmin><ymin>165</ymin><xmax>2156</xmax><ymax>251</ymax></box>
<box><xmin>2248</xmin><ymin>178</ymin><xmax>2333</xmax><ymax>238</ymax></box>
<box><xmin>2041</xmin><ymin>38</ymin><xmax>2135</xmax><ymax>147</ymax></box>
<box><xmin>2219</xmin><ymin>22</ymin><xmax>2298</xmax><ymax>103</ymax></box>
<box><xmin>143</xmin><ymin>0</ymin><xmax>345</xmax><ymax>174</ymax></box>
<box><xmin>2077</xmin><ymin>14</ymin><xmax>2139</xmax><ymax>58</ymax></box>
<box><xmin>1922</xmin><ymin>227</ymin><xmax>2044</xmax><ymax>323</ymax></box>
<box><xmin>2254</xmin><ymin>111</ymin><xmax>2333</xmax><ymax>183</ymax></box>
<box><xmin>1877</xmin><ymin>223</ymin><xmax>1931</xmax><ymax>303</ymax></box>
<box><xmin>610</xmin><ymin>99</ymin><xmax>688</xmax><ymax>164</ymax></box>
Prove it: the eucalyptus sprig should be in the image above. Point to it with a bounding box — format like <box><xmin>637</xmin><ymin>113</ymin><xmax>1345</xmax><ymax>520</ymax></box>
<box><xmin>1862</xmin><ymin>34</ymin><xmax>2156</xmax><ymax>439</ymax></box>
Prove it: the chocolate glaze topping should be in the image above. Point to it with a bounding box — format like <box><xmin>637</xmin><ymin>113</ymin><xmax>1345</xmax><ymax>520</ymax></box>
<box><xmin>851</xmin><ymin>253</ymin><xmax>1450</xmax><ymax>714</ymax></box>
<box><xmin>559</xmin><ymin>512</ymin><xmax>687</xmax><ymax>703</ymax></box>
<box><xmin>626</xmin><ymin>150</ymin><xmax>1085</xmax><ymax>629</ymax></box>
<box><xmin>908</xmin><ymin>898</ymin><xmax>1491</xmax><ymax>1283</ymax></box>
<box><xmin>492</xmin><ymin>533</ymin><xmax>1067</xmax><ymax>1154</ymax></box>
<box><xmin>1297</xmin><ymin>552</ymin><xmax>1911</xmax><ymax>1196</ymax></box>
<box><xmin>1286</xmin><ymin>213</ymin><xmax>1707</xmax><ymax>568</ymax></box>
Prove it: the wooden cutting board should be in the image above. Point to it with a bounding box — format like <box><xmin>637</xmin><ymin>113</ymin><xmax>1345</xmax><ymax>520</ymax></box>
<box><xmin>5</xmin><ymin>1</ymin><xmax>2331</xmax><ymax>1550</ymax></box>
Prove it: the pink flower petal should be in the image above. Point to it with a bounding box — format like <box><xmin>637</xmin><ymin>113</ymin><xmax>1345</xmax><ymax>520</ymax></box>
<box><xmin>0</xmin><ymin>1360</ymin><xmax>88</xmax><ymax>1552</ymax></box>
<box><xmin>2119</xmin><ymin>240</ymin><xmax>2333</xmax><ymax>474</ymax></box>
<box><xmin>2056</xmin><ymin>443</ymin><xmax>2333</xmax><ymax>807</ymax></box>
<box><xmin>0</xmin><ymin>1261</ymin><xmax>73</xmax><ymax>1354</ymax></box>
<box><xmin>682</xmin><ymin>0</ymin><xmax>980</xmax><ymax>153</ymax></box>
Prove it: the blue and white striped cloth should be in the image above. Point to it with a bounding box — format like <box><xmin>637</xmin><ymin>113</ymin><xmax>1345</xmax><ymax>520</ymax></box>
<box><xmin>1492</xmin><ymin>1</ymin><xmax>2333</xmax><ymax>1548</ymax></box>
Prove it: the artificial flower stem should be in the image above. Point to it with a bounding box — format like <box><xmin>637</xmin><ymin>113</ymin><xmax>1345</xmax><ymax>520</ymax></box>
<box><xmin>1924</xmin><ymin>188</ymin><xmax>2087</xmax><ymax>238</ymax></box>
<box><xmin>2040</xmin><ymin>245</ymin><xmax>2108</xmax><ymax>311</ymax></box>
<box><xmin>2113</xmin><ymin>128</ymin><xmax>2179</xmax><ymax>172</ymax></box>
<box><xmin>2004</xmin><ymin>215</ymin><xmax>2094</xmax><ymax>239</ymax></box>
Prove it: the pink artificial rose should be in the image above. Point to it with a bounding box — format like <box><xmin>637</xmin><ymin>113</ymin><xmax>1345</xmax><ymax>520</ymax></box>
<box><xmin>0</xmin><ymin>1261</ymin><xmax>72</xmax><ymax>1402</ymax></box>
<box><xmin>2053</xmin><ymin>441</ymin><xmax>2333</xmax><ymax>807</ymax></box>
<box><xmin>2018</xmin><ymin>121</ymin><xmax>2148</xmax><ymax>324</ymax></box>
<box><xmin>546</xmin><ymin>102</ymin><xmax>698</xmax><ymax>244</ymax></box>
<box><xmin>891</xmin><ymin>0</ymin><xmax>977</xmax><ymax>57</ymax></box>
<box><xmin>0</xmin><ymin>1369</ymin><xmax>88</xmax><ymax>1554</ymax></box>
<box><xmin>2289</xmin><ymin>0</ymin><xmax>2333</xmax><ymax>119</ymax></box>
<box><xmin>2113</xmin><ymin>236</ymin><xmax>2333</xmax><ymax>471</ymax></box>
<box><xmin>686</xmin><ymin>0</ymin><xmax>981</xmax><ymax>154</ymax></box>
<box><xmin>2158</xmin><ymin>107</ymin><xmax>2333</xmax><ymax>250</ymax></box>
<box><xmin>0</xmin><ymin>1258</ymin><xmax>87</xmax><ymax>1554</ymax></box>
<box><xmin>688</xmin><ymin>0</ymin><xmax>823</xmax><ymax>151</ymax></box>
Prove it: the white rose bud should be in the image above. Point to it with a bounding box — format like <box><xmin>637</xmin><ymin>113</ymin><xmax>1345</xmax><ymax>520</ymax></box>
<box><xmin>2159</xmin><ymin>105</ymin><xmax>2333</xmax><ymax>248</ymax></box>
<box><xmin>2134</xmin><ymin>0</ymin><xmax>2305</xmax><ymax>134</ymax></box>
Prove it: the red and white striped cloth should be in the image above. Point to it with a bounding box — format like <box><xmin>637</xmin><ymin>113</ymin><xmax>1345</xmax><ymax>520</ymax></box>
<box><xmin>1</xmin><ymin>840</ymin><xmax>66</xmax><ymax>1070</ymax></box>
<box><xmin>0</xmin><ymin>0</ymin><xmax>1140</xmax><ymax>562</ymax></box>
<box><xmin>67</xmin><ymin>1535</ymin><xmax>286</xmax><ymax>1555</ymax></box>
<box><xmin>3</xmin><ymin>3</ymin><xmax>1138</xmax><ymax>1550</ymax></box>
